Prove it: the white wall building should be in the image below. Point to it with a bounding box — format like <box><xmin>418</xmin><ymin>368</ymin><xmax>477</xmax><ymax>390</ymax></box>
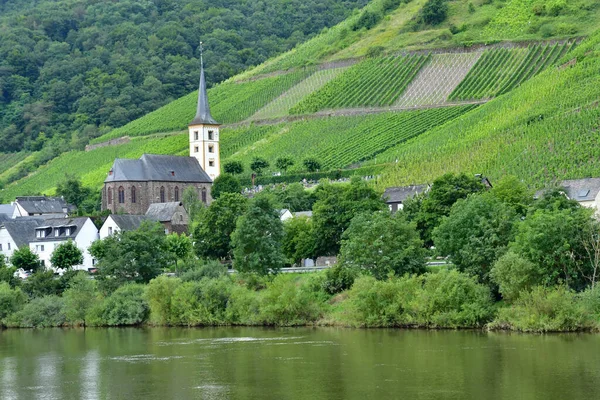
<box><xmin>0</xmin><ymin>217</ymin><xmax>98</xmax><ymax>271</ymax></box>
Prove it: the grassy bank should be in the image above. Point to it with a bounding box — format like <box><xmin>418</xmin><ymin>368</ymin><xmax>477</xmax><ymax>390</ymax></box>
<box><xmin>2</xmin><ymin>268</ymin><xmax>600</xmax><ymax>333</ymax></box>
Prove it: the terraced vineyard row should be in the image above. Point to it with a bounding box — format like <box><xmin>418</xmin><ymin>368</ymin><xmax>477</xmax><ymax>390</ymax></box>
<box><xmin>250</xmin><ymin>67</ymin><xmax>349</xmax><ymax>120</ymax></box>
<box><xmin>90</xmin><ymin>70</ymin><xmax>311</xmax><ymax>144</ymax></box>
<box><xmin>223</xmin><ymin>105</ymin><xmax>475</xmax><ymax>173</ymax></box>
<box><xmin>378</xmin><ymin>35</ymin><xmax>600</xmax><ymax>188</ymax></box>
<box><xmin>290</xmin><ymin>54</ymin><xmax>429</xmax><ymax>114</ymax></box>
<box><xmin>0</xmin><ymin>152</ymin><xmax>30</xmax><ymax>176</ymax></box>
<box><xmin>449</xmin><ymin>41</ymin><xmax>576</xmax><ymax>101</ymax></box>
<box><xmin>221</xmin><ymin>125</ymin><xmax>280</xmax><ymax>159</ymax></box>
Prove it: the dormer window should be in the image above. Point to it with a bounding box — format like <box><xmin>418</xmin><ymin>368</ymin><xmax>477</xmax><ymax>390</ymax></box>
<box><xmin>171</xmin><ymin>170</ymin><xmax>175</xmax><ymax>176</ymax></box>
<box><xmin>208</xmin><ymin>130</ymin><xmax>214</xmax><ymax>140</ymax></box>
<box><xmin>54</xmin><ymin>229</ymin><xmax>60</xmax><ymax>237</ymax></box>
<box><xmin>109</xmin><ymin>169</ymin><xmax>113</xmax><ymax>176</ymax></box>
<box><xmin>65</xmin><ymin>227</ymin><xmax>71</xmax><ymax>236</ymax></box>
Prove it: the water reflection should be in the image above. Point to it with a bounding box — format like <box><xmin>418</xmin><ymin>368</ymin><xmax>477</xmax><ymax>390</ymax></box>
<box><xmin>0</xmin><ymin>328</ymin><xmax>599</xmax><ymax>400</ymax></box>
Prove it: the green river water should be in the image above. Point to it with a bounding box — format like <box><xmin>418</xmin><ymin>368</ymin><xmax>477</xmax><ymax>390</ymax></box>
<box><xmin>0</xmin><ymin>327</ymin><xmax>599</xmax><ymax>399</ymax></box>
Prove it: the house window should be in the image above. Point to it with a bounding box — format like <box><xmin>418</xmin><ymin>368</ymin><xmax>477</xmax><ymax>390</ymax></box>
<box><xmin>194</xmin><ymin>146</ymin><xmax>199</xmax><ymax>153</ymax></box>
<box><xmin>54</xmin><ymin>229</ymin><xmax>59</xmax><ymax>237</ymax></box>
<box><xmin>36</xmin><ymin>245</ymin><xmax>45</xmax><ymax>252</ymax></box>
<box><xmin>65</xmin><ymin>227</ymin><xmax>71</xmax><ymax>236</ymax></box>
<box><xmin>209</xmin><ymin>160</ymin><xmax>215</xmax><ymax>167</ymax></box>
<box><xmin>118</xmin><ymin>186</ymin><xmax>125</xmax><ymax>203</ymax></box>
<box><xmin>36</xmin><ymin>230</ymin><xmax>43</xmax><ymax>238</ymax></box>
<box><xmin>208</xmin><ymin>130</ymin><xmax>214</xmax><ymax>140</ymax></box>
<box><xmin>201</xmin><ymin>188</ymin><xmax>207</xmax><ymax>204</ymax></box>
<box><xmin>7</xmin><ymin>243</ymin><xmax>10</xmax><ymax>251</ymax></box>
<box><xmin>108</xmin><ymin>188</ymin><xmax>112</xmax><ymax>204</ymax></box>
<box><xmin>179</xmin><ymin>214</ymin><xmax>183</xmax><ymax>222</ymax></box>
<box><xmin>194</xmin><ymin>131</ymin><xmax>199</xmax><ymax>140</ymax></box>
<box><xmin>160</xmin><ymin>186</ymin><xmax>166</xmax><ymax>203</ymax></box>
<box><xmin>108</xmin><ymin>227</ymin><xmax>113</xmax><ymax>235</ymax></box>
<box><xmin>208</xmin><ymin>145</ymin><xmax>214</xmax><ymax>153</ymax></box>
<box><xmin>0</xmin><ymin>244</ymin><xmax>2</xmax><ymax>251</ymax></box>
<box><xmin>174</xmin><ymin>187</ymin><xmax>179</xmax><ymax>202</ymax></box>
<box><xmin>131</xmin><ymin>186</ymin><xmax>136</xmax><ymax>203</ymax></box>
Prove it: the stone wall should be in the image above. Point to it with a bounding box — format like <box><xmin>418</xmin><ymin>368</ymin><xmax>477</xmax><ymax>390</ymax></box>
<box><xmin>102</xmin><ymin>181</ymin><xmax>212</xmax><ymax>214</ymax></box>
<box><xmin>85</xmin><ymin>136</ymin><xmax>130</xmax><ymax>152</ymax></box>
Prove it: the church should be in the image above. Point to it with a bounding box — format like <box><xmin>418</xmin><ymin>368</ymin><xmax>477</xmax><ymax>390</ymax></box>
<box><xmin>101</xmin><ymin>53</ymin><xmax>220</xmax><ymax>215</ymax></box>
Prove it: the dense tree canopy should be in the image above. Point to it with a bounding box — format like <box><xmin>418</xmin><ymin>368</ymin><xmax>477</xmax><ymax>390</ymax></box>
<box><xmin>0</xmin><ymin>0</ymin><xmax>368</xmax><ymax>152</ymax></box>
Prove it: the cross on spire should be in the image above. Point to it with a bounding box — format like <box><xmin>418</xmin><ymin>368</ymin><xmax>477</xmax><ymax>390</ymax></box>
<box><xmin>189</xmin><ymin>41</ymin><xmax>218</xmax><ymax>126</ymax></box>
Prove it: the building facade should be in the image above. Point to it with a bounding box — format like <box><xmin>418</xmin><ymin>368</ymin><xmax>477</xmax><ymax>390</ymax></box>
<box><xmin>102</xmin><ymin>154</ymin><xmax>212</xmax><ymax>214</ymax></box>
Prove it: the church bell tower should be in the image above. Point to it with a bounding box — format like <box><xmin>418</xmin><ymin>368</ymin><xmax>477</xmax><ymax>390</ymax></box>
<box><xmin>189</xmin><ymin>43</ymin><xmax>220</xmax><ymax>180</ymax></box>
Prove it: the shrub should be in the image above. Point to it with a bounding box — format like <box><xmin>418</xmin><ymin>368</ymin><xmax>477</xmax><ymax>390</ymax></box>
<box><xmin>6</xmin><ymin>295</ymin><xmax>66</xmax><ymax>328</ymax></box>
<box><xmin>0</xmin><ymin>282</ymin><xmax>26</xmax><ymax>322</ymax></box>
<box><xmin>146</xmin><ymin>276</ymin><xmax>181</xmax><ymax>325</ymax></box>
<box><xmin>95</xmin><ymin>284</ymin><xmax>149</xmax><ymax>326</ymax></box>
<box><xmin>63</xmin><ymin>273</ymin><xmax>98</xmax><ymax>326</ymax></box>
<box><xmin>180</xmin><ymin>260</ymin><xmax>229</xmax><ymax>281</ymax></box>
<box><xmin>490</xmin><ymin>251</ymin><xmax>543</xmax><ymax>302</ymax></box>
<box><xmin>171</xmin><ymin>277</ymin><xmax>233</xmax><ymax>326</ymax></box>
<box><xmin>420</xmin><ymin>0</ymin><xmax>448</xmax><ymax>25</ymax></box>
<box><xmin>259</xmin><ymin>275</ymin><xmax>324</xmax><ymax>325</ymax></box>
<box><xmin>491</xmin><ymin>286</ymin><xmax>593</xmax><ymax>332</ymax></box>
<box><xmin>322</xmin><ymin>265</ymin><xmax>359</xmax><ymax>295</ymax></box>
<box><xmin>226</xmin><ymin>284</ymin><xmax>261</xmax><ymax>325</ymax></box>
<box><xmin>343</xmin><ymin>270</ymin><xmax>494</xmax><ymax>328</ymax></box>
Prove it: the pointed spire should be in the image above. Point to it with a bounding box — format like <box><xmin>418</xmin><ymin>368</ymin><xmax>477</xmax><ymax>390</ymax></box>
<box><xmin>190</xmin><ymin>42</ymin><xmax>218</xmax><ymax>126</ymax></box>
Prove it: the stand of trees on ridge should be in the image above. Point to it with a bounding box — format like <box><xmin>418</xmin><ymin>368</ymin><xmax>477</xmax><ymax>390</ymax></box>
<box><xmin>3</xmin><ymin>172</ymin><xmax>600</xmax><ymax>332</ymax></box>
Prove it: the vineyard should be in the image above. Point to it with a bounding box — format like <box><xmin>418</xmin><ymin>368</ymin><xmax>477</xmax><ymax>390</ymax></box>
<box><xmin>394</xmin><ymin>52</ymin><xmax>481</xmax><ymax>107</ymax></box>
<box><xmin>378</xmin><ymin>32</ymin><xmax>600</xmax><ymax>189</ymax></box>
<box><xmin>223</xmin><ymin>105</ymin><xmax>475</xmax><ymax>174</ymax></box>
<box><xmin>449</xmin><ymin>41</ymin><xmax>576</xmax><ymax>101</ymax></box>
<box><xmin>90</xmin><ymin>70</ymin><xmax>311</xmax><ymax>144</ymax></box>
<box><xmin>0</xmin><ymin>135</ymin><xmax>188</xmax><ymax>200</ymax></box>
<box><xmin>0</xmin><ymin>152</ymin><xmax>30</xmax><ymax>177</ymax></box>
<box><xmin>290</xmin><ymin>54</ymin><xmax>429</xmax><ymax>114</ymax></box>
<box><xmin>250</xmin><ymin>67</ymin><xmax>349</xmax><ymax>120</ymax></box>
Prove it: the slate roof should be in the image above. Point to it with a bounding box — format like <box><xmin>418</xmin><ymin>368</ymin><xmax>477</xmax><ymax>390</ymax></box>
<box><xmin>109</xmin><ymin>214</ymin><xmax>152</xmax><ymax>231</ymax></box>
<box><xmin>294</xmin><ymin>211</ymin><xmax>313</xmax><ymax>218</ymax></box>
<box><xmin>31</xmin><ymin>217</ymin><xmax>90</xmax><ymax>242</ymax></box>
<box><xmin>189</xmin><ymin>58</ymin><xmax>219</xmax><ymax>126</ymax></box>
<box><xmin>145</xmin><ymin>202</ymin><xmax>184</xmax><ymax>222</ymax></box>
<box><xmin>15</xmin><ymin>196</ymin><xmax>68</xmax><ymax>214</ymax></box>
<box><xmin>1</xmin><ymin>218</ymin><xmax>45</xmax><ymax>247</ymax></box>
<box><xmin>0</xmin><ymin>204</ymin><xmax>15</xmax><ymax>217</ymax></box>
<box><xmin>383</xmin><ymin>185</ymin><xmax>429</xmax><ymax>204</ymax></box>
<box><xmin>0</xmin><ymin>214</ymin><xmax>11</xmax><ymax>223</ymax></box>
<box><xmin>104</xmin><ymin>154</ymin><xmax>212</xmax><ymax>183</ymax></box>
<box><xmin>560</xmin><ymin>178</ymin><xmax>600</xmax><ymax>202</ymax></box>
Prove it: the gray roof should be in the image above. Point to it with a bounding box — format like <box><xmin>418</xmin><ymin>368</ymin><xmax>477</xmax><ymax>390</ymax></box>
<box><xmin>560</xmin><ymin>178</ymin><xmax>600</xmax><ymax>202</ymax></box>
<box><xmin>189</xmin><ymin>58</ymin><xmax>219</xmax><ymax>126</ymax></box>
<box><xmin>104</xmin><ymin>154</ymin><xmax>212</xmax><ymax>183</ymax></box>
<box><xmin>1</xmin><ymin>218</ymin><xmax>45</xmax><ymax>247</ymax></box>
<box><xmin>0</xmin><ymin>214</ymin><xmax>12</xmax><ymax>223</ymax></box>
<box><xmin>31</xmin><ymin>217</ymin><xmax>90</xmax><ymax>243</ymax></box>
<box><xmin>109</xmin><ymin>214</ymin><xmax>152</xmax><ymax>231</ymax></box>
<box><xmin>15</xmin><ymin>196</ymin><xmax>68</xmax><ymax>214</ymax></box>
<box><xmin>294</xmin><ymin>211</ymin><xmax>313</xmax><ymax>218</ymax></box>
<box><xmin>145</xmin><ymin>202</ymin><xmax>185</xmax><ymax>222</ymax></box>
<box><xmin>0</xmin><ymin>204</ymin><xmax>15</xmax><ymax>217</ymax></box>
<box><xmin>383</xmin><ymin>185</ymin><xmax>428</xmax><ymax>204</ymax></box>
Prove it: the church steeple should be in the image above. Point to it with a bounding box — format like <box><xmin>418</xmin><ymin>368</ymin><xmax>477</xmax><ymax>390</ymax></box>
<box><xmin>188</xmin><ymin>42</ymin><xmax>221</xmax><ymax>181</ymax></box>
<box><xmin>190</xmin><ymin>43</ymin><xmax>218</xmax><ymax>126</ymax></box>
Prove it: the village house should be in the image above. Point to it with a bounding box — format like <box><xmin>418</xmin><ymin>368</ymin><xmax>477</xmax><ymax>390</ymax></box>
<box><xmin>536</xmin><ymin>178</ymin><xmax>600</xmax><ymax>210</ymax></box>
<box><xmin>383</xmin><ymin>184</ymin><xmax>429</xmax><ymax>212</ymax></box>
<box><xmin>101</xmin><ymin>50</ymin><xmax>219</xmax><ymax>215</ymax></box>
<box><xmin>99</xmin><ymin>202</ymin><xmax>189</xmax><ymax>239</ymax></box>
<box><xmin>0</xmin><ymin>216</ymin><xmax>98</xmax><ymax>271</ymax></box>
<box><xmin>3</xmin><ymin>196</ymin><xmax>74</xmax><ymax>218</ymax></box>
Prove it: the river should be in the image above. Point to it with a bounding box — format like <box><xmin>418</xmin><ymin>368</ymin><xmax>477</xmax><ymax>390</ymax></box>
<box><xmin>1</xmin><ymin>327</ymin><xmax>599</xmax><ymax>399</ymax></box>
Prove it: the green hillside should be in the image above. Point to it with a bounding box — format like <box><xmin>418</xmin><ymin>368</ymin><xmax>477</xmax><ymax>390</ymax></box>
<box><xmin>377</xmin><ymin>30</ymin><xmax>600</xmax><ymax>188</ymax></box>
<box><xmin>2</xmin><ymin>0</ymin><xmax>600</xmax><ymax>201</ymax></box>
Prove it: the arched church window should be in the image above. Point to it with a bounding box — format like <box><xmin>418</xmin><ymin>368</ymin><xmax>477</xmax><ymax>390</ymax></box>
<box><xmin>131</xmin><ymin>186</ymin><xmax>136</xmax><ymax>203</ymax></box>
<box><xmin>201</xmin><ymin>188</ymin><xmax>207</xmax><ymax>204</ymax></box>
<box><xmin>160</xmin><ymin>186</ymin><xmax>166</xmax><ymax>203</ymax></box>
<box><xmin>118</xmin><ymin>187</ymin><xmax>125</xmax><ymax>203</ymax></box>
<box><xmin>108</xmin><ymin>188</ymin><xmax>112</xmax><ymax>204</ymax></box>
<box><xmin>174</xmin><ymin>187</ymin><xmax>179</xmax><ymax>202</ymax></box>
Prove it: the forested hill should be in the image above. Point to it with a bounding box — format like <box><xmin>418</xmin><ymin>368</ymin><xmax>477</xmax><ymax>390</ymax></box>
<box><xmin>0</xmin><ymin>0</ymin><xmax>368</xmax><ymax>153</ymax></box>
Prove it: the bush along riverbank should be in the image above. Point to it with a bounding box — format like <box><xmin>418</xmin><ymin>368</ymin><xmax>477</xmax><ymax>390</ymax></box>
<box><xmin>2</xmin><ymin>266</ymin><xmax>600</xmax><ymax>332</ymax></box>
<box><xmin>4</xmin><ymin>173</ymin><xmax>600</xmax><ymax>333</ymax></box>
